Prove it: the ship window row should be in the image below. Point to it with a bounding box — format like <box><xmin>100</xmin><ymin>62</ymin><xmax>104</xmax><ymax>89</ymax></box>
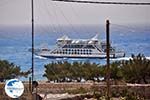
<box><xmin>63</xmin><ymin>49</ymin><xmax>92</xmax><ymax>52</ymax></box>
<box><xmin>52</xmin><ymin>49</ymin><xmax>92</xmax><ymax>55</ymax></box>
<box><xmin>63</xmin><ymin>44</ymin><xmax>95</xmax><ymax>49</ymax></box>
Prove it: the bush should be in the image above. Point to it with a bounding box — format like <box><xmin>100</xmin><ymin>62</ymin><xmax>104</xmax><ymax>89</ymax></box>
<box><xmin>0</xmin><ymin>60</ymin><xmax>31</xmax><ymax>82</ymax></box>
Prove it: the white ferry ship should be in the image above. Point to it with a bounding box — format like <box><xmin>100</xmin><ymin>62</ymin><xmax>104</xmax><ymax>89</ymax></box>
<box><xmin>34</xmin><ymin>34</ymin><xmax>125</xmax><ymax>59</ymax></box>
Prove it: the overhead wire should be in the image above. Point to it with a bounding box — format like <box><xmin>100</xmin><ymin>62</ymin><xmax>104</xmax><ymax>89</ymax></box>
<box><xmin>37</xmin><ymin>0</ymin><xmax>80</xmax><ymax>35</ymax></box>
<box><xmin>46</xmin><ymin>0</ymin><xmax>65</xmax><ymax>34</ymax></box>
<box><xmin>69</xmin><ymin>3</ymin><xmax>95</xmax><ymax>35</ymax></box>
<box><xmin>52</xmin><ymin>0</ymin><xmax>150</xmax><ymax>5</ymax></box>
<box><xmin>49</xmin><ymin>0</ymin><xmax>72</xmax><ymax>35</ymax></box>
<box><xmin>110</xmin><ymin>23</ymin><xmax>150</xmax><ymax>33</ymax></box>
<box><xmin>50</xmin><ymin>0</ymin><xmax>83</xmax><ymax>34</ymax></box>
<box><xmin>43</xmin><ymin>0</ymin><xmax>61</xmax><ymax>34</ymax></box>
<box><xmin>110</xmin><ymin>23</ymin><xmax>137</xmax><ymax>33</ymax></box>
<box><xmin>35</xmin><ymin>0</ymin><xmax>58</xmax><ymax>34</ymax></box>
<box><xmin>50</xmin><ymin>0</ymin><xmax>150</xmax><ymax>37</ymax></box>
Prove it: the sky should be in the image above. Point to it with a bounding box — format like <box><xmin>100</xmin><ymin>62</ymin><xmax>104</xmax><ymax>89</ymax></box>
<box><xmin>0</xmin><ymin>0</ymin><xmax>150</xmax><ymax>26</ymax></box>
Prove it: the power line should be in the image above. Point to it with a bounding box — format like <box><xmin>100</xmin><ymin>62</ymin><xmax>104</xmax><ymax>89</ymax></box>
<box><xmin>52</xmin><ymin>0</ymin><xmax>150</xmax><ymax>5</ymax></box>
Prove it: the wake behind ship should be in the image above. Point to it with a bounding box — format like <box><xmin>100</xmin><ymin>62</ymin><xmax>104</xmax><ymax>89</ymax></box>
<box><xmin>33</xmin><ymin>34</ymin><xmax>125</xmax><ymax>59</ymax></box>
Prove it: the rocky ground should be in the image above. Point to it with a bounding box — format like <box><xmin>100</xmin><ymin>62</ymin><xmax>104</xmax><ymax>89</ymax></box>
<box><xmin>1</xmin><ymin>82</ymin><xmax>150</xmax><ymax>100</ymax></box>
<box><xmin>40</xmin><ymin>93</ymin><xmax>82</xmax><ymax>100</ymax></box>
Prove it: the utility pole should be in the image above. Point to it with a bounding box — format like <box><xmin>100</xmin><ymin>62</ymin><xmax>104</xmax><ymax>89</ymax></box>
<box><xmin>31</xmin><ymin>0</ymin><xmax>34</xmax><ymax>92</ymax></box>
<box><xmin>106</xmin><ymin>20</ymin><xmax>110</xmax><ymax>100</ymax></box>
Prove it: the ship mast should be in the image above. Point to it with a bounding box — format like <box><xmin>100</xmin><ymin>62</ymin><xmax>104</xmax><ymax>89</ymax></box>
<box><xmin>31</xmin><ymin>0</ymin><xmax>34</xmax><ymax>92</ymax></box>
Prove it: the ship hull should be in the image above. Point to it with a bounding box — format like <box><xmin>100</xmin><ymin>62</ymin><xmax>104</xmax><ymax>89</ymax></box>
<box><xmin>37</xmin><ymin>52</ymin><xmax>125</xmax><ymax>59</ymax></box>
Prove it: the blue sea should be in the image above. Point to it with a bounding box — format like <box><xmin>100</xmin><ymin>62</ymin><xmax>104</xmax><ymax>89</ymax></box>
<box><xmin>0</xmin><ymin>24</ymin><xmax>150</xmax><ymax>81</ymax></box>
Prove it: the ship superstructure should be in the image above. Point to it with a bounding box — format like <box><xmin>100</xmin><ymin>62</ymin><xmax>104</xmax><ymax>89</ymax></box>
<box><xmin>35</xmin><ymin>34</ymin><xmax>125</xmax><ymax>59</ymax></box>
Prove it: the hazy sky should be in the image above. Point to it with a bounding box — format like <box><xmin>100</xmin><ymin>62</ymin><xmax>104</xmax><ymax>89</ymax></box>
<box><xmin>0</xmin><ymin>0</ymin><xmax>150</xmax><ymax>26</ymax></box>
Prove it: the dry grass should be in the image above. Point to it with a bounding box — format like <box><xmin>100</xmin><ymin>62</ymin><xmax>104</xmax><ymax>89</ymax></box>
<box><xmin>1</xmin><ymin>82</ymin><xmax>150</xmax><ymax>100</ymax></box>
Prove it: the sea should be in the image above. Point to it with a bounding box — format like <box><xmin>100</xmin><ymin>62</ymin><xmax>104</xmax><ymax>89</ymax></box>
<box><xmin>0</xmin><ymin>24</ymin><xmax>150</xmax><ymax>81</ymax></box>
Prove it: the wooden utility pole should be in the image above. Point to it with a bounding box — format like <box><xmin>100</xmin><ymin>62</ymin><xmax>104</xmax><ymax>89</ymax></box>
<box><xmin>31</xmin><ymin>0</ymin><xmax>34</xmax><ymax>92</ymax></box>
<box><xmin>106</xmin><ymin>20</ymin><xmax>110</xmax><ymax>100</ymax></box>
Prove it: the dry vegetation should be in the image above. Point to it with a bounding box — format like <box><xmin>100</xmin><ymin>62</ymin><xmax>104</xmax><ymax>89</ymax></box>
<box><xmin>0</xmin><ymin>82</ymin><xmax>150</xmax><ymax>100</ymax></box>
